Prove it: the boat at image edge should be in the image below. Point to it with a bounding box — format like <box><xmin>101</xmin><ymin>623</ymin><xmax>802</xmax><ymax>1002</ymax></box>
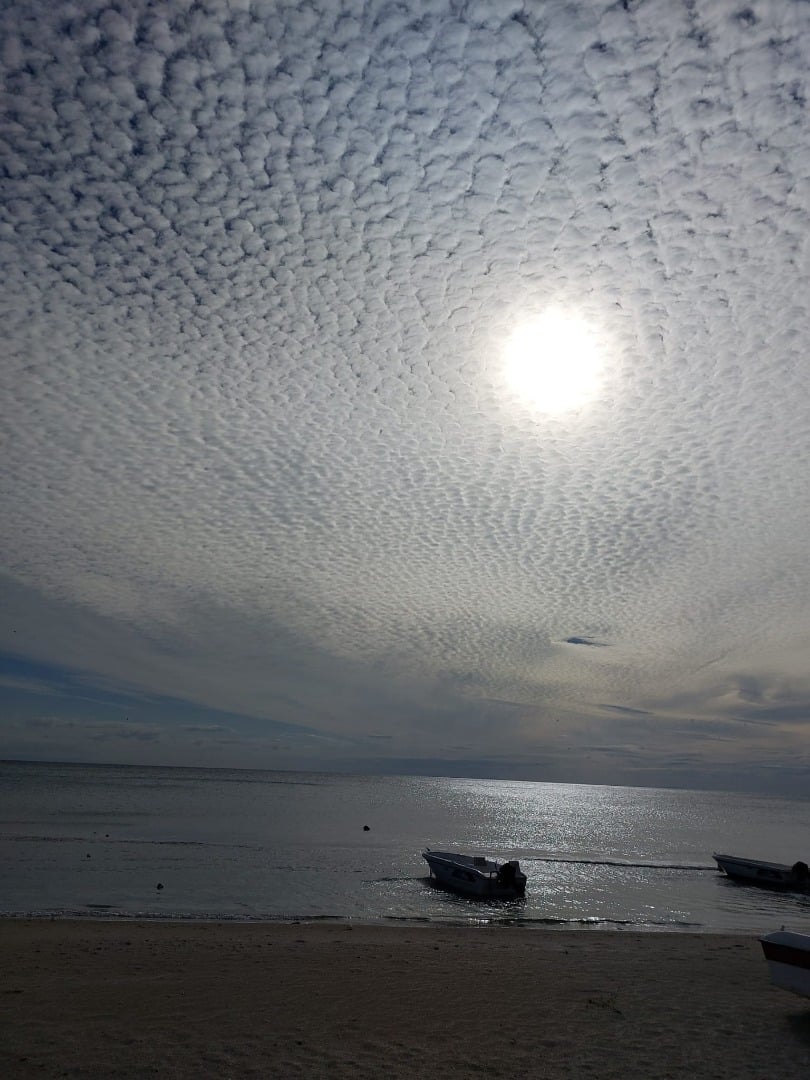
<box><xmin>761</xmin><ymin>931</ymin><xmax>810</xmax><ymax>998</ymax></box>
<box><xmin>713</xmin><ymin>853</ymin><xmax>810</xmax><ymax>893</ymax></box>
<box><xmin>422</xmin><ymin>849</ymin><xmax>527</xmax><ymax>899</ymax></box>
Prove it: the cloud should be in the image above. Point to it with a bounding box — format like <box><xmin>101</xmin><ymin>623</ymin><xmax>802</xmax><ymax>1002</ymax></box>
<box><xmin>18</xmin><ymin>714</ymin><xmax>162</xmax><ymax>745</ymax></box>
<box><xmin>598</xmin><ymin>704</ymin><xmax>653</xmax><ymax>717</ymax></box>
<box><xmin>1</xmin><ymin>0</ymin><xmax>810</xmax><ymax>793</ymax></box>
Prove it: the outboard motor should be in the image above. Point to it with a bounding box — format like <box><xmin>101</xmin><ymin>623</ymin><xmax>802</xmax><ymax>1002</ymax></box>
<box><xmin>497</xmin><ymin>861</ymin><xmax>516</xmax><ymax>885</ymax></box>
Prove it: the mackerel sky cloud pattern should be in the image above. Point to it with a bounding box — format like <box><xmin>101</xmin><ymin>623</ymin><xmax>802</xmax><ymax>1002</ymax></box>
<box><xmin>1</xmin><ymin>0</ymin><xmax>809</xmax><ymax>791</ymax></box>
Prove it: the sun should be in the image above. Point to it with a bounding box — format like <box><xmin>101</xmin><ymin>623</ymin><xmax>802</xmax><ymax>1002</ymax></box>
<box><xmin>502</xmin><ymin>312</ymin><xmax>604</xmax><ymax>414</ymax></box>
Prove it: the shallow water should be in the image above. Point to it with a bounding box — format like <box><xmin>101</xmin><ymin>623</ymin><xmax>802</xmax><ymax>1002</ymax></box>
<box><xmin>2</xmin><ymin>761</ymin><xmax>809</xmax><ymax>932</ymax></box>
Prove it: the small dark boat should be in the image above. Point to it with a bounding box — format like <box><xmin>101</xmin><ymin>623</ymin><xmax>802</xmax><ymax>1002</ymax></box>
<box><xmin>761</xmin><ymin>931</ymin><xmax>810</xmax><ymax>998</ymax></box>
<box><xmin>422</xmin><ymin>849</ymin><xmax>527</xmax><ymax>899</ymax></box>
<box><xmin>713</xmin><ymin>853</ymin><xmax>810</xmax><ymax>893</ymax></box>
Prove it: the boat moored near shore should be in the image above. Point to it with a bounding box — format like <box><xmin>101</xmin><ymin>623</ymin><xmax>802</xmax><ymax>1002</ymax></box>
<box><xmin>713</xmin><ymin>853</ymin><xmax>810</xmax><ymax>893</ymax></box>
<box><xmin>422</xmin><ymin>849</ymin><xmax>527</xmax><ymax>899</ymax></box>
<box><xmin>761</xmin><ymin>930</ymin><xmax>810</xmax><ymax>998</ymax></box>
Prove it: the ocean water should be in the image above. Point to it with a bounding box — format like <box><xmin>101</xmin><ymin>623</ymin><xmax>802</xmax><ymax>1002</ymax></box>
<box><xmin>1</xmin><ymin>760</ymin><xmax>809</xmax><ymax>933</ymax></box>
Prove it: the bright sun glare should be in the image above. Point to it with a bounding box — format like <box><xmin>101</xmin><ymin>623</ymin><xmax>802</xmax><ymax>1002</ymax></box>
<box><xmin>502</xmin><ymin>312</ymin><xmax>604</xmax><ymax>414</ymax></box>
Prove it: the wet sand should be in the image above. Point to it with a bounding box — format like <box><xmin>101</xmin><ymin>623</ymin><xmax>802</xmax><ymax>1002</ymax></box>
<box><xmin>2</xmin><ymin>920</ymin><xmax>809</xmax><ymax>1078</ymax></box>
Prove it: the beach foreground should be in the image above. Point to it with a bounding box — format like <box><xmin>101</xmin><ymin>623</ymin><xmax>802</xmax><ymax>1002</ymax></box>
<box><xmin>2</xmin><ymin>921</ymin><xmax>809</xmax><ymax>1078</ymax></box>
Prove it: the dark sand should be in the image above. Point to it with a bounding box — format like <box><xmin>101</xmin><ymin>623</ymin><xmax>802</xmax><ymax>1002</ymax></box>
<box><xmin>2</xmin><ymin>920</ymin><xmax>809</xmax><ymax>1078</ymax></box>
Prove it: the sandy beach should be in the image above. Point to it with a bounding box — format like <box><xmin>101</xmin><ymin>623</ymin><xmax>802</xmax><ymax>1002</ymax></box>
<box><xmin>2</xmin><ymin>920</ymin><xmax>809</xmax><ymax>1078</ymax></box>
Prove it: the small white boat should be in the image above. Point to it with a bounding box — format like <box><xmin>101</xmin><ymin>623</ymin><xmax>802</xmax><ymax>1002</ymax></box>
<box><xmin>713</xmin><ymin>853</ymin><xmax>810</xmax><ymax>893</ymax></box>
<box><xmin>761</xmin><ymin>931</ymin><xmax>810</xmax><ymax>998</ymax></box>
<box><xmin>422</xmin><ymin>849</ymin><xmax>526</xmax><ymax>899</ymax></box>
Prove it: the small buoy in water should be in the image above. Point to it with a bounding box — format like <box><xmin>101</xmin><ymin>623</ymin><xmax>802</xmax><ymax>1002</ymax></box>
<box><xmin>156</xmin><ymin>882</ymin><xmax>164</xmax><ymax>890</ymax></box>
<box><xmin>363</xmin><ymin>825</ymin><xmax>370</xmax><ymax>831</ymax></box>
<box><xmin>86</xmin><ymin>853</ymin><xmax>91</xmax><ymax>859</ymax></box>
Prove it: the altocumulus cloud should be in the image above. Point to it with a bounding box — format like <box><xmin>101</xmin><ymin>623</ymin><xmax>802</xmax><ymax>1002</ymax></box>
<box><xmin>1</xmin><ymin>0</ymin><xmax>809</xmax><ymax>792</ymax></box>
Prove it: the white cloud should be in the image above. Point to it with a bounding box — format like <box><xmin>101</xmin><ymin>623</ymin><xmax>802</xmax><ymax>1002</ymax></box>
<box><xmin>2</xmin><ymin>0</ymin><xmax>809</xmax><ymax>787</ymax></box>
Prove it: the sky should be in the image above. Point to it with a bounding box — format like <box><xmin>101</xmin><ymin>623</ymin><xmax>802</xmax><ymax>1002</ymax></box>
<box><xmin>2</xmin><ymin>0</ymin><xmax>809</xmax><ymax>796</ymax></box>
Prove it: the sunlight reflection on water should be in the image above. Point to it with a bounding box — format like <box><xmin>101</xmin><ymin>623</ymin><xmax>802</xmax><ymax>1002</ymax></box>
<box><xmin>2</xmin><ymin>764</ymin><xmax>809</xmax><ymax>931</ymax></box>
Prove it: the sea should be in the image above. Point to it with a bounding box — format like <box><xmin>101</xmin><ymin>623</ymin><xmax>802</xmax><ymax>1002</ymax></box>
<box><xmin>1</xmin><ymin>760</ymin><xmax>809</xmax><ymax>934</ymax></box>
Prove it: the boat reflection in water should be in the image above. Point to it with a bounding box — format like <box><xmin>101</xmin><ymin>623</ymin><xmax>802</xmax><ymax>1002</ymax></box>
<box><xmin>422</xmin><ymin>849</ymin><xmax>527</xmax><ymax>900</ymax></box>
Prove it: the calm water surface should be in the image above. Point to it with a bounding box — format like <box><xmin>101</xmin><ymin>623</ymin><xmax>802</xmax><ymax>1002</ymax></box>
<box><xmin>2</xmin><ymin>761</ymin><xmax>809</xmax><ymax>933</ymax></box>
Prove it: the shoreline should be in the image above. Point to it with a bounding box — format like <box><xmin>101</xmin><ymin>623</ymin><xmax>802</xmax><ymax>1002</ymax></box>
<box><xmin>3</xmin><ymin>919</ymin><xmax>809</xmax><ymax>1078</ymax></box>
<box><xmin>0</xmin><ymin>915</ymin><xmax>760</xmax><ymax>933</ymax></box>
<box><xmin>0</xmin><ymin>910</ymin><xmax>755</xmax><ymax>932</ymax></box>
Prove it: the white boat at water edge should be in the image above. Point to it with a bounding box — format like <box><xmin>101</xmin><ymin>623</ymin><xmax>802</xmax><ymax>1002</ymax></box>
<box><xmin>713</xmin><ymin>853</ymin><xmax>810</xmax><ymax>893</ymax></box>
<box><xmin>761</xmin><ymin>931</ymin><xmax>810</xmax><ymax>998</ymax></box>
<box><xmin>422</xmin><ymin>849</ymin><xmax>527</xmax><ymax>899</ymax></box>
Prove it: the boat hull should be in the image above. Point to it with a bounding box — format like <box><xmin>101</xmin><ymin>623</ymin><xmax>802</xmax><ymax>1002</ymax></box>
<box><xmin>713</xmin><ymin>854</ymin><xmax>810</xmax><ymax>893</ymax></box>
<box><xmin>761</xmin><ymin>932</ymin><xmax>810</xmax><ymax>998</ymax></box>
<box><xmin>423</xmin><ymin>850</ymin><xmax>526</xmax><ymax>900</ymax></box>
